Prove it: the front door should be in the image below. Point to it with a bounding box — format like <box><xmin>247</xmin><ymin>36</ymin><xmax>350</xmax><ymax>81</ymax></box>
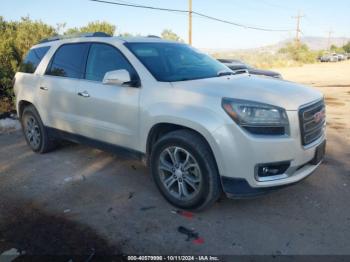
<box><xmin>75</xmin><ymin>43</ymin><xmax>141</xmax><ymax>150</ymax></box>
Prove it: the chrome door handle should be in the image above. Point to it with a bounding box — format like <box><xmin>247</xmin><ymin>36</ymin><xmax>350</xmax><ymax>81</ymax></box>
<box><xmin>77</xmin><ymin>91</ymin><xmax>90</xmax><ymax>98</ymax></box>
<box><xmin>40</xmin><ymin>86</ymin><xmax>48</xmax><ymax>91</ymax></box>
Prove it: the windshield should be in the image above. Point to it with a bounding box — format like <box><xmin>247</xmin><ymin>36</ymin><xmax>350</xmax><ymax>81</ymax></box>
<box><xmin>125</xmin><ymin>42</ymin><xmax>228</xmax><ymax>82</ymax></box>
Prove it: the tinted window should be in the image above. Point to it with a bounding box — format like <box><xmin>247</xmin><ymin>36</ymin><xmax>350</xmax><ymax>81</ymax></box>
<box><xmin>19</xmin><ymin>46</ymin><xmax>50</xmax><ymax>73</ymax></box>
<box><xmin>46</xmin><ymin>43</ymin><xmax>90</xmax><ymax>79</ymax></box>
<box><xmin>125</xmin><ymin>43</ymin><xmax>227</xmax><ymax>82</ymax></box>
<box><xmin>85</xmin><ymin>43</ymin><xmax>137</xmax><ymax>82</ymax></box>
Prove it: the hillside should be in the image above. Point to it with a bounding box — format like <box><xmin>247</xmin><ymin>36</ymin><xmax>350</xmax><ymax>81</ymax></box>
<box><xmin>203</xmin><ymin>36</ymin><xmax>350</xmax><ymax>55</ymax></box>
<box><xmin>284</xmin><ymin>36</ymin><xmax>349</xmax><ymax>51</ymax></box>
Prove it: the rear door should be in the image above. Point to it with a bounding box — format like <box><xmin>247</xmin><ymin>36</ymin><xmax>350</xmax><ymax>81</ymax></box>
<box><xmin>75</xmin><ymin>43</ymin><xmax>141</xmax><ymax>149</ymax></box>
<box><xmin>15</xmin><ymin>46</ymin><xmax>51</xmax><ymax>117</ymax></box>
<box><xmin>40</xmin><ymin>43</ymin><xmax>90</xmax><ymax>133</ymax></box>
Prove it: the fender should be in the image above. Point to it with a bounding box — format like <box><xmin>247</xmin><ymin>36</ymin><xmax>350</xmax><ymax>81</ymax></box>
<box><xmin>140</xmin><ymin>102</ymin><xmax>228</xmax><ymax>176</ymax></box>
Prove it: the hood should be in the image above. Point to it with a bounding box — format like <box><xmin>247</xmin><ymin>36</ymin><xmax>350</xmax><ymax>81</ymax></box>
<box><xmin>171</xmin><ymin>74</ymin><xmax>323</xmax><ymax>111</ymax></box>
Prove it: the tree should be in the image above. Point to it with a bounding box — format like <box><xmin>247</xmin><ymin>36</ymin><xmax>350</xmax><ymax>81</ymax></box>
<box><xmin>161</xmin><ymin>29</ymin><xmax>183</xmax><ymax>42</ymax></box>
<box><xmin>0</xmin><ymin>18</ymin><xmax>119</xmax><ymax>110</ymax></box>
<box><xmin>342</xmin><ymin>42</ymin><xmax>350</xmax><ymax>53</ymax></box>
<box><xmin>15</xmin><ymin>16</ymin><xmax>56</xmax><ymax>58</ymax></box>
<box><xmin>0</xmin><ymin>16</ymin><xmax>56</xmax><ymax>100</ymax></box>
<box><xmin>330</xmin><ymin>44</ymin><xmax>344</xmax><ymax>53</ymax></box>
<box><xmin>65</xmin><ymin>21</ymin><xmax>116</xmax><ymax>36</ymax></box>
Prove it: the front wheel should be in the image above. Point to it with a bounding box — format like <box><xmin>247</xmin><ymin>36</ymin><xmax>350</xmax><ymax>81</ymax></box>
<box><xmin>150</xmin><ymin>130</ymin><xmax>222</xmax><ymax>211</ymax></box>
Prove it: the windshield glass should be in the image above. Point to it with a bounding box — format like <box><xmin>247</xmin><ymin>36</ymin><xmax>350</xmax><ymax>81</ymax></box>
<box><xmin>125</xmin><ymin>42</ymin><xmax>228</xmax><ymax>82</ymax></box>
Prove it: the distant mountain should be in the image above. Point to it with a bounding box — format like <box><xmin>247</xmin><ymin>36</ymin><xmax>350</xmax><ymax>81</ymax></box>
<box><xmin>202</xmin><ymin>36</ymin><xmax>350</xmax><ymax>55</ymax></box>
<box><xmin>284</xmin><ymin>36</ymin><xmax>350</xmax><ymax>50</ymax></box>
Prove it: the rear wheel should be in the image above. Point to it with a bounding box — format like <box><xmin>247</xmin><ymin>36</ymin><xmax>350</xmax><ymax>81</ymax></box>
<box><xmin>150</xmin><ymin>130</ymin><xmax>222</xmax><ymax>211</ymax></box>
<box><xmin>21</xmin><ymin>105</ymin><xmax>56</xmax><ymax>153</ymax></box>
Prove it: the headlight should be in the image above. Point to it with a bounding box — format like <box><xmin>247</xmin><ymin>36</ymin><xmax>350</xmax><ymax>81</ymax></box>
<box><xmin>222</xmin><ymin>98</ymin><xmax>289</xmax><ymax>135</ymax></box>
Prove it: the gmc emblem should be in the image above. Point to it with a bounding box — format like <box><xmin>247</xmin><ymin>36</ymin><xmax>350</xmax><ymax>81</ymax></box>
<box><xmin>314</xmin><ymin>111</ymin><xmax>325</xmax><ymax>123</ymax></box>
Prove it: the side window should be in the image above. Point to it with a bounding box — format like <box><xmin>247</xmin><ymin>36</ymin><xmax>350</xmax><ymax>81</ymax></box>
<box><xmin>19</xmin><ymin>46</ymin><xmax>50</xmax><ymax>73</ymax></box>
<box><xmin>85</xmin><ymin>43</ymin><xmax>137</xmax><ymax>82</ymax></box>
<box><xmin>46</xmin><ymin>43</ymin><xmax>90</xmax><ymax>79</ymax></box>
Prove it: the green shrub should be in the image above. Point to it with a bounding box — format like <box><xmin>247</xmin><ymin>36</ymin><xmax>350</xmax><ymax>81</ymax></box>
<box><xmin>278</xmin><ymin>42</ymin><xmax>318</xmax><ymax>64</ymax></box>
<box><xmin>0</xmin><ymin>16</ymin><xmax>56</xmax><ymax>107</ymax></box>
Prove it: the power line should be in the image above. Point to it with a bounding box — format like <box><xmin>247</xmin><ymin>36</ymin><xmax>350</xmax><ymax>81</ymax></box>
<box><xmin>192</xmin><ymin>11</ymin><xmax>292</xmax><ymax>32</ymax></box>
<box><xmin>90</xmin><ymin>0</ymin><xmax>294</xmax><ymax>32</ymax></box>
<box><xmin>90</xmin><ymin>0</ymin><xmax>188</xmax><ymax>13</ymax></box>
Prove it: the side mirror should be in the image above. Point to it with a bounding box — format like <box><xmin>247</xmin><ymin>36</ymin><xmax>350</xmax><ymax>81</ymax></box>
<box><xmin>102</xmin><ymin>69</ymin><xmax>131</xmax><ymax>86</ymax></box>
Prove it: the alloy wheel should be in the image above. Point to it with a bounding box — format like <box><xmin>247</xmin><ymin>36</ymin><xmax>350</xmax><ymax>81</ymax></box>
<box><xmin>24</xmin><ymin>115</ymin><xmax>41</xmax><ymax>150</ymax></box>
<box><xmin>158</xmin><ymin>146</ymin><xmax>202</xmax><ymax>201</ymax></box>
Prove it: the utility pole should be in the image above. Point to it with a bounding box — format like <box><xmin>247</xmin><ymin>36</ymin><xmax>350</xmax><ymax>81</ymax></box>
<box><xmin>327</xmin><ymin>29</ymin><xmax>333</xmax><ymax>51</ymax></box>
<box><xmin>188</xmin><ymin>0</ymin><xmax>192</xmax><ymax>45</ymax></box>
<box><xmin>292</xmin><ymin>11</ymin><xmax>304</xmax><ymax>47</ymax></box>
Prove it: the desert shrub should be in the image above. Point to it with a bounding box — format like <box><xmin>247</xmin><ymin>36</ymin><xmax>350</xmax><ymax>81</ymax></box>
<box><xmin>278</xmin><ymin>42</ymin><xmax>318</xmax><ymax>64</ymax></box>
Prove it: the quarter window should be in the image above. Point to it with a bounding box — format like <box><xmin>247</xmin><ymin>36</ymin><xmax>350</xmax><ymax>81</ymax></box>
<box><xmin>46</xmin><ymin>43</ymin><xmax>90</xmax><ymax>79</ymax></box>
<box><xmin>85</xmin><ymin>43</ymin><xmax>137</xmax><ymax>82</ymax></box>
<box><xmin>19</xmin><ymin>46</ymin><xmax>50</xmax><ymax>73</ymax></box>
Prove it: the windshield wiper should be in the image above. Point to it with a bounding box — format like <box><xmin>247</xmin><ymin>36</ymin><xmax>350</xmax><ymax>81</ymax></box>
<box><xmin>217</xmin><ymin>70</ymin><xmax>236</xmax><ymax>77</ymax></box>
<box><xmin>218</xmin><ymin>69</ymin><xmax>249</xmax><ymax>77</ymax></box>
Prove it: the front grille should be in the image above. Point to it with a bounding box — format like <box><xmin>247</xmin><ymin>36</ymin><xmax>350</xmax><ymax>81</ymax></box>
<box><xmin>299</xmin><ymin>99</ymin><xmax>326</xmax><ymax>146</ymax></box>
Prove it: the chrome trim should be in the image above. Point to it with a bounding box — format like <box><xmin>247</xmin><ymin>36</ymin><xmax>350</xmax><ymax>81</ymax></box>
<box><xmin>299</xmin><ymin>98</ymin><xmax>326</xmax><ymax>146</ymax></box>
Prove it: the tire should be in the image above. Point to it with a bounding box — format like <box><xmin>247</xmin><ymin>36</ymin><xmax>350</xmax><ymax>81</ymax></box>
<box><xmin>21</xmin><ymin>105</ymin><xmax>56</xmax><ymax>153</ymax></box>
<box><xmin>150</xmin><ymin>129</ymin><xmax>222</xmax><ymax>211</ymax></box>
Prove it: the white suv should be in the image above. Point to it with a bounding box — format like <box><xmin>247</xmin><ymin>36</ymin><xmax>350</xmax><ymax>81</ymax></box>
<box><xmin>14</xmin><ymin>33</ymin><xmax>326</xmax><ymax>210</ymax></box>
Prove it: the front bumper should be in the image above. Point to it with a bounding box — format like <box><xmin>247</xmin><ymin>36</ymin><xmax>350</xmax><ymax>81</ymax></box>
<box><xmin>221</xmin><ymin>150</ymin><xmax>323</xmax><ymax>198</ymax></box>
<box><xmin>210</xmin><ymin>110</ymin><xmax>326</xmax><ymax>195</ymax></box>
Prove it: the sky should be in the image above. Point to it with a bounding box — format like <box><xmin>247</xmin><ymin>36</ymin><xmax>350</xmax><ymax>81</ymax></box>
<box><xmin>1</xmin><ymin>0</ymin><xmax>349</xmax><ymax>49</ymax></box>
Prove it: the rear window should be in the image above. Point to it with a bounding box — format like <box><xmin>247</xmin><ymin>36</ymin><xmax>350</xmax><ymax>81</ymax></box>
<box><xmin>46</xmin><ymin>43</ymin><xmax>90</xmax><ymax>79</ymax></box>
<box><xmin>19</xmin><ymin>46</ymin><xmax>50</xmax><ymax>73</ymax></box>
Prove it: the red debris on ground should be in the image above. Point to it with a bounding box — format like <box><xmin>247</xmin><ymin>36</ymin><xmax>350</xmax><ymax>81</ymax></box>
<box><xmin>178</xmin><ymin>210</ymin><xmax>194</xmax><ymax>219</ymax></box>
<box><xmin>193</xmin><ymin>237</ymin><xmax>205</xmax><ymax>244</ymax></box>
<box><xmin>172</xmin><ymin>210</ymin><xmax>194</xmax><ymax>219</ymax></box>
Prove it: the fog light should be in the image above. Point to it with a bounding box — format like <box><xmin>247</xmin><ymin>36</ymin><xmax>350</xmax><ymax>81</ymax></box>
<box><xmin>257</xmin><ymin>161</ymin><xmax>290</xmax><ymax>178</ymax></box>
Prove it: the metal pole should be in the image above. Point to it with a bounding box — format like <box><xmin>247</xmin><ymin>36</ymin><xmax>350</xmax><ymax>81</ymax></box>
<box><xmin>292</xmin><ymin>11</ymin><xmax>304</xmax><ymax>48</ymax></box>
<box><xmin>189</xmin><ymin>0</ymin><xmax>192</xmax><ymax>45</ymax></box>
<box><xmin>327</xmin><ymin>30</ymin><xmax>333</xmax><ymax>51</ymax></box>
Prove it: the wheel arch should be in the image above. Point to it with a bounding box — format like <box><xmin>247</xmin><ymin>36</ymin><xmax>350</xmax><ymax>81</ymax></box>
<box><xmin>145</xmin><ymin>122</ymin><xmax>225</xmax><ymax>175</ymax></box>
<box><xmin>18</xmin><ymin>100</ymin><xmax>35</xmax><ymax>119</ymax></box>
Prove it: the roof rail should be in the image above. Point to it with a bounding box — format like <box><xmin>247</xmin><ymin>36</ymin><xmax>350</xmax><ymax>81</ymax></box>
<box><xmin>39</xmin><ymin>32</ymin><xmax>112</xmax><ymax>44</ymax></box>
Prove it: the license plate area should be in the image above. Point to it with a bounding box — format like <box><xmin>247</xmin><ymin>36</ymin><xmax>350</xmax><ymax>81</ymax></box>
<box><xmin>310</xmin><ymin>140</ymin><xmax>326</xmax><ymax>165</ymax></box>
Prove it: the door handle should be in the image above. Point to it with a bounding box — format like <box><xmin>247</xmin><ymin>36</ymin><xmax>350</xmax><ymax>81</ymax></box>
<box><xmin>77</xmin><ymin>91</ymin><xmax>90</xmax><ymax>98</ymax></box>
<box><xmin>40</xmin><ymin>86</ymin><xmax>48</xmax><ymax>91</ymax></box>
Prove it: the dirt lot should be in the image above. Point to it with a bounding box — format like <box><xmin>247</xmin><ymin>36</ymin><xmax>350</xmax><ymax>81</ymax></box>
<box><xmin>0</xmin><ymin>61</ymin><xmax>349</xmax><ymax>258</ymax></box>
